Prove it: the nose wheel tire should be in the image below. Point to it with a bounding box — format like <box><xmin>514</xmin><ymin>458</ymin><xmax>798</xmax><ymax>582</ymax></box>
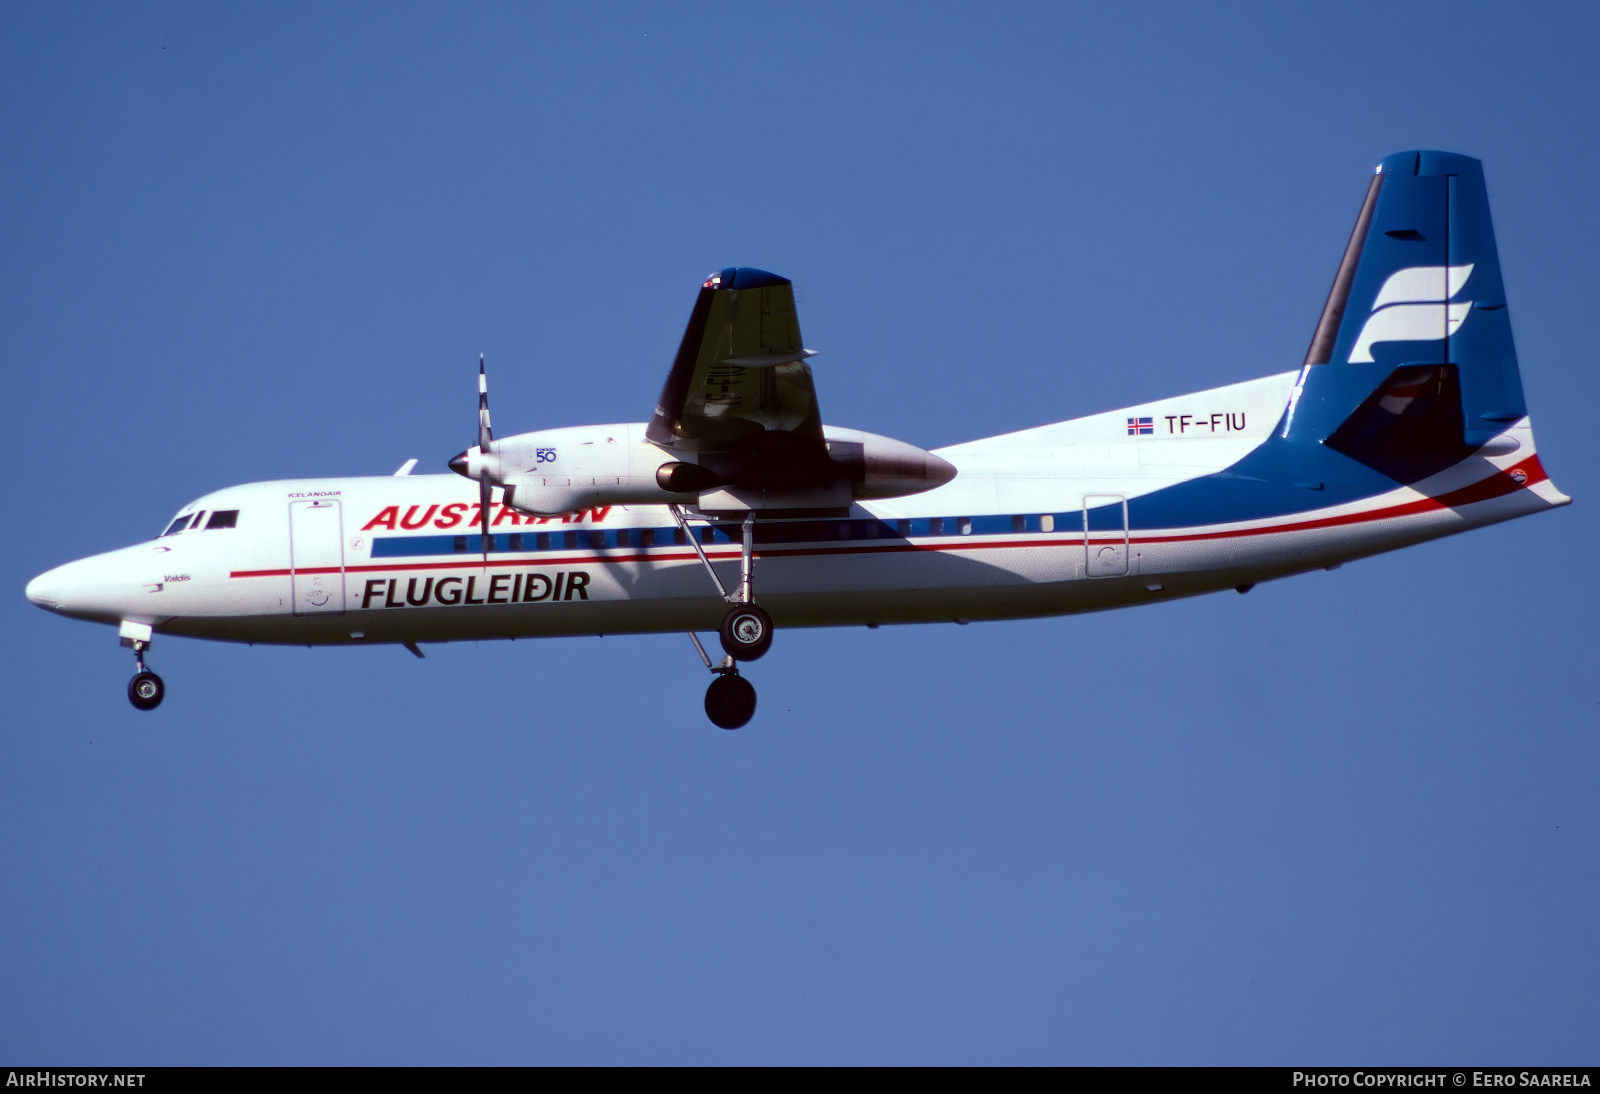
<box><xmin>718</xmin><ymin>603</ymin><xmax>773</xmax><ymax>661</ymax></box>
<box><xmin>128</xmin><ymin>670</ymin><xmax>165</xmax><ymax>711</ymax></box>
<box><xmin>705</xmin><ymin>673</ymin><xmax>757</xmax><ymax>730</ymax></box>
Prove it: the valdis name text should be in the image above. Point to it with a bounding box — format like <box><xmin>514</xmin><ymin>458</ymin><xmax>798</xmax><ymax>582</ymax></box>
<box><xmin>1292</xmin><ymin>1072</ymin><xmax>1594</xmax><ymax>1088</ymax></box>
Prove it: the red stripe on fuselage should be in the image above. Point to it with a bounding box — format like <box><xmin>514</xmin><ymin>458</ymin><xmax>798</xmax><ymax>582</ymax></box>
<box><xmin>1134</xmin><ymin>455</ymin><xmax>1547</xmax><ymax>545</ymax></box>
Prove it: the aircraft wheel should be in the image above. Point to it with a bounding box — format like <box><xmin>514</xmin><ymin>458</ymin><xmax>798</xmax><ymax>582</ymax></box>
<box><xmin>128</xmin><ymin>671</ymin><xmax>165</xmax><ymax>711</ymax></box>
<box><xmin>704</xmin><ymin>674</ymin><xmax>757</xmax><ymax>730</ymax></box>
<box><xmin>719</xmin><ymin>603</ymin><xmax>773</xmax><ymax>661</ymax></box>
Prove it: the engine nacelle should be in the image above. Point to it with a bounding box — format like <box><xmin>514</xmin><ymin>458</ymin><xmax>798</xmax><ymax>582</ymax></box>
<box><xmin>453</xmin><ymin>422</ymin><xmax>957</xmax><ymax>516</ymax></box>
<box><xmin>821</xmin><ymin>426</ymin><xmax>958</xmax><ymax>500</ymax></box>
<box><xmin>488</xmin><ymin>424</ymin><xmax>694</xmax><ymax>516</ymax></box>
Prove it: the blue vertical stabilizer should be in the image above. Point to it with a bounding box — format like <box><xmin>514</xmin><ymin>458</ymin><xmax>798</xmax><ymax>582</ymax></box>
<box><xmin>1129</xmin><ymin>151</ymin><xmax>1531</xmax><ymax>531</ymax></box>
<box><xmin>1288</xmin><ymin>150</ymin><xmax>1525</xmax><ymax>447</ymax></box>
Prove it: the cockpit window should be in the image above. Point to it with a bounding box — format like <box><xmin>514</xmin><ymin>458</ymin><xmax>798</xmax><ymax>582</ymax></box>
<box><xmin>206</xmin><ymin>510</ymin><xmax>239</xmax><ymax>529</ymax></box>
<box><xmin>161</xmin><ymin>514</ymin><xmax>194</xmax><ymax>537</ymax></box>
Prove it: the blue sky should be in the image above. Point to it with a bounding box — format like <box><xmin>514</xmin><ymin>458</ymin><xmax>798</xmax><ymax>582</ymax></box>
<box><xmin>2</xmin><ymin>1</ymin><xmax>1597</xmax><ymax>1064</ymax></box>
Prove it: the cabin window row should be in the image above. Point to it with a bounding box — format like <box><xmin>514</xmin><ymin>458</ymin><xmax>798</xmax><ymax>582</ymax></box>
<box><xmin>373</xmin><ymin>514</ymin><xmax>1076</xmax><ymax>558</ymax></box>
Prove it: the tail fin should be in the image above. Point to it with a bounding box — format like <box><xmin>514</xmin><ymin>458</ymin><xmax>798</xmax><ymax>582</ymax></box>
<box><xmin>1127</xmin><ymin>152</ymin><xmax>1558</xmax><ymax>532</ymax></box>
<box><xmin>1283</xmin><ymin>151</ymin><xmax>1527</xmax><ymax>481</ymax></box>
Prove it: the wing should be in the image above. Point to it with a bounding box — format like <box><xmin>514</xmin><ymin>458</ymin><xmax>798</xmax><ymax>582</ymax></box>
<box><xmin>646</xmin><ymin>268</ymin><xmax>823</xmax><ymax>457</ymax></box>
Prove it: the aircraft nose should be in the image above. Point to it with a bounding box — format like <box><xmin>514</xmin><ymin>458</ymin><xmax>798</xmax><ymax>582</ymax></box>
<box><xmin>24</xmin><ymin>549</ymin><xmax>146</xmax><ymax>622</ymax></box>
<box><xmin>26</xmin><ymin>564</ymin><xmax>70</xmax><ymax>611</ymax></box>
<box><xmin>448</xmin><ymin>450</ymin><xmax>470</xmax><ymax>478</ymax></box>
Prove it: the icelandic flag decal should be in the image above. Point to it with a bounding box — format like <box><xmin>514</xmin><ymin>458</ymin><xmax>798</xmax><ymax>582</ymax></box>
<box><xmin>1127</xmin><ymin>416</ymin><xmax>1154</xmax><ymax>436</ymax></box>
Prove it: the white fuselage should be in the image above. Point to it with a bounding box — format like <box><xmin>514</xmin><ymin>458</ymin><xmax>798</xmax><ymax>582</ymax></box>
<box><xmin>25</xmin><ymin>372</ymin><xmax>1565</xmax><ymax>648</ymax></box>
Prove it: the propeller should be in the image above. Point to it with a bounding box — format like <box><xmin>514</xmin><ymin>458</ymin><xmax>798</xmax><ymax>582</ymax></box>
<box><xmin>474</xmin><ymin>356</ymin><xmax>494</xmax><ymax>560</ymax></box>
<box><xmin>447</xmin><ymin>355</ymin><xmax>496</xmax><ymax>561</ymax></box>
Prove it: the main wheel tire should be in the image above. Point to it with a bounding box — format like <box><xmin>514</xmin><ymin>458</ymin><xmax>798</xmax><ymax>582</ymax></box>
<box><xmin>718</xmin><ymin>603</ymin><xmax>774</xmax><ymax>661</ymax></box>
<box><xmin>128</xmin><ymin>670</ymin><xmax>165</xmax><ymax>711</ymax></box>
<box><xmin>704</xmin><ymin>674</ymin><xmax>757</xmax><ymax>730</ymax></box>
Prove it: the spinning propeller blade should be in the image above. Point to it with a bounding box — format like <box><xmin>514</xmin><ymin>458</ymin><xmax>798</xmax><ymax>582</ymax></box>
<box><xmin>478</xmin><ymin>355</ymin><xmax>493</xmax><ymax>451</ymax></box>
<box><xmin>447</xmin><ymin>357</ymin><xmax>500</xmax><ymax>561</ymax></box>
<box><xmin>477</xmin><ymin>356</ymin><xmax>493</xmax><ymax>561</ymax></box>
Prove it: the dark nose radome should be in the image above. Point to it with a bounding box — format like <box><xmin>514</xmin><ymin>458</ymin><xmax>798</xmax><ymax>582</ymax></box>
<box><xmin>447</xmin><ymin>451</ymin><xmax>470</xmax><ymax>478</ymax></box>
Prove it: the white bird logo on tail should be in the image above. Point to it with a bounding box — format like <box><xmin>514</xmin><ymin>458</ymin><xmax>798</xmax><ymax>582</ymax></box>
<box><xmin>1347</xmin><ymin>263</ymin><xmax>1474</xmax><ymax>363</ymax></box>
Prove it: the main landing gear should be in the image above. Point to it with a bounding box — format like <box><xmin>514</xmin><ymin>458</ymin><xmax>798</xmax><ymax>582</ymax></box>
<box><xmin>690</xmin><ymin>633</ymin><xmax>758</xmax><ymax>730</ymax></box>
<box><xmin>673</xmin><ymin>508</ymin><xmax>772</xmax><ymax>728</ymax></box>
<box><xmin>719</xmin><ymin>602</ymin><xmax>773</xmax><ymax>661</ymax></box>
<box><xmin>124</xmin><ymin>637</ymin><xmax>164</xmax><ymax>711</ymax></box>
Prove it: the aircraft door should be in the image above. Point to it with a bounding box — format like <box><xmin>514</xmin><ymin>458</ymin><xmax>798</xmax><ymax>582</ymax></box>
<box><xmin>289</xmin><ymin>499</ymin><xmax>346</xmax><ymax>614</ymax></box>
<box><xmin>1083</xmin><ymin>495</ymin><xmax>1128</xmax><ymax>577</ymax></box>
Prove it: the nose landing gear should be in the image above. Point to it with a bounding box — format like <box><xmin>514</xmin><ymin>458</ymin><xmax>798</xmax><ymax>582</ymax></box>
<box><xmin>125</xmin><ymin>643</ymin><xmax>164</xmax><ymax>711</ymax></box>
<box><xmin>119</xmin><ymin>621</ymin><xmax>164</xmax><ymax>711</ymax></box>
<box><xmin>128</xmin><ymin>667</ymin><xmax>164</xmax><ymax>711</ymax></box>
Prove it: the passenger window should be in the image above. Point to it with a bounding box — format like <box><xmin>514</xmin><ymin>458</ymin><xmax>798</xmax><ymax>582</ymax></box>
<box><xmin>929</xmin><ymin>517</ymin><xmax>945</xmax><ymax>535</ymax></box>
<box><xmin>453</xmin><ymin>536</ymin><xmax>468</xmax><ymax>552</ymax></box>
<box><xmin>701</xmin><ymin>527</ymin><xmax>715</xmax><ymax>545</ymax></box>
<box><xmin>674</xmin><ymin>528</ymin><xmax>688</xmax><ymax>545</ymax></box>
<box><xmin>537</xmin><ymin>532</ymin><xmax>551</xmax><ymax>550</ymax></box>
<box><xmin>590</xmin><ymin>531</ymin><xmax>606</xmax><ymax>549</ymax></box>
<box><xmin>508</xmin><ymin>533</ymin><xmax>524</xmax><ymax>551</ymax></box>
<box><xmin>958</xmin><ymin>517</ymin><xmax>972</xmax><ymax>535</ymax></box>
<box><xmin>838</xmin><ymin>523</ymin><xmax>852</xmax><ymax>539</ymax></box>
<box><xmin>1011</xmin><ymin>515</ymin><xmax>1025</xmax><ymax>533</ymax></box>
<box><xmin>161</xmin><ymin>514</ymin><xmax>194</xmax><ymax>537</ymax></box>
<box><xmin>616</xmin><ymin>529</ymin><xmax>631</xmax><ymax>548</ymax></box>
<box><xmin>1040</xmin><ymin>514</ymin><xmax>1055</xmax><ymax>532</ymax></box>
<box><xmin>206</xmin><ymin>510</ymin><xmax>239</xmax><ymax>529</ymax></box>
<box><xmin>564</xmin><ymin>531</ymin><xmax>579</xmax><ymax>549</ymax></box>
<box><xmin>897</xmin><ymin>519</ymin><xmax>911</xmax><ymax>536</ymax></box>
<box><xmin>640</xmin><ymin>528</ymin><xmax>655</xmax><ymax>547</ymax></box>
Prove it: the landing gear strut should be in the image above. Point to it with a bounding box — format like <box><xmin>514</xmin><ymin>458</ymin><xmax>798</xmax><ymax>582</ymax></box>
<box><xmin>673</xmin><ymin>509</ymin><xmax>773</xmax><ymax>728</ymax></box>
<box><xmin>125</xmin><ymin>640</ymin><xmax>164</xmax><ymax>711</ymax></box>
<box><xmin>671</xmin><ymin>509</ymin><xmax>775</xmax><ymax>662</ymax></box>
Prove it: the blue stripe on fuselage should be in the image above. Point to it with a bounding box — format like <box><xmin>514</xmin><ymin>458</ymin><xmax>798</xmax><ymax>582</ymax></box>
<box><xmin>371</xmin><ymin>514</ymin><xmax>1087</xmax><ymax>558</ymax></box>
<box><xmin>1120</xmin><ymin>407</ymin><xmax>1420</xmax><ymax>531</ymax></box>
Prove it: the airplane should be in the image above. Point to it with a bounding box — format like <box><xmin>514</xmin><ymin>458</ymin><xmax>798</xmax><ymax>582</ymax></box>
<box><xmin>25</xmin><ymin>150</ymin><xmax>1569</xmax><ymax>729</ymax></box>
